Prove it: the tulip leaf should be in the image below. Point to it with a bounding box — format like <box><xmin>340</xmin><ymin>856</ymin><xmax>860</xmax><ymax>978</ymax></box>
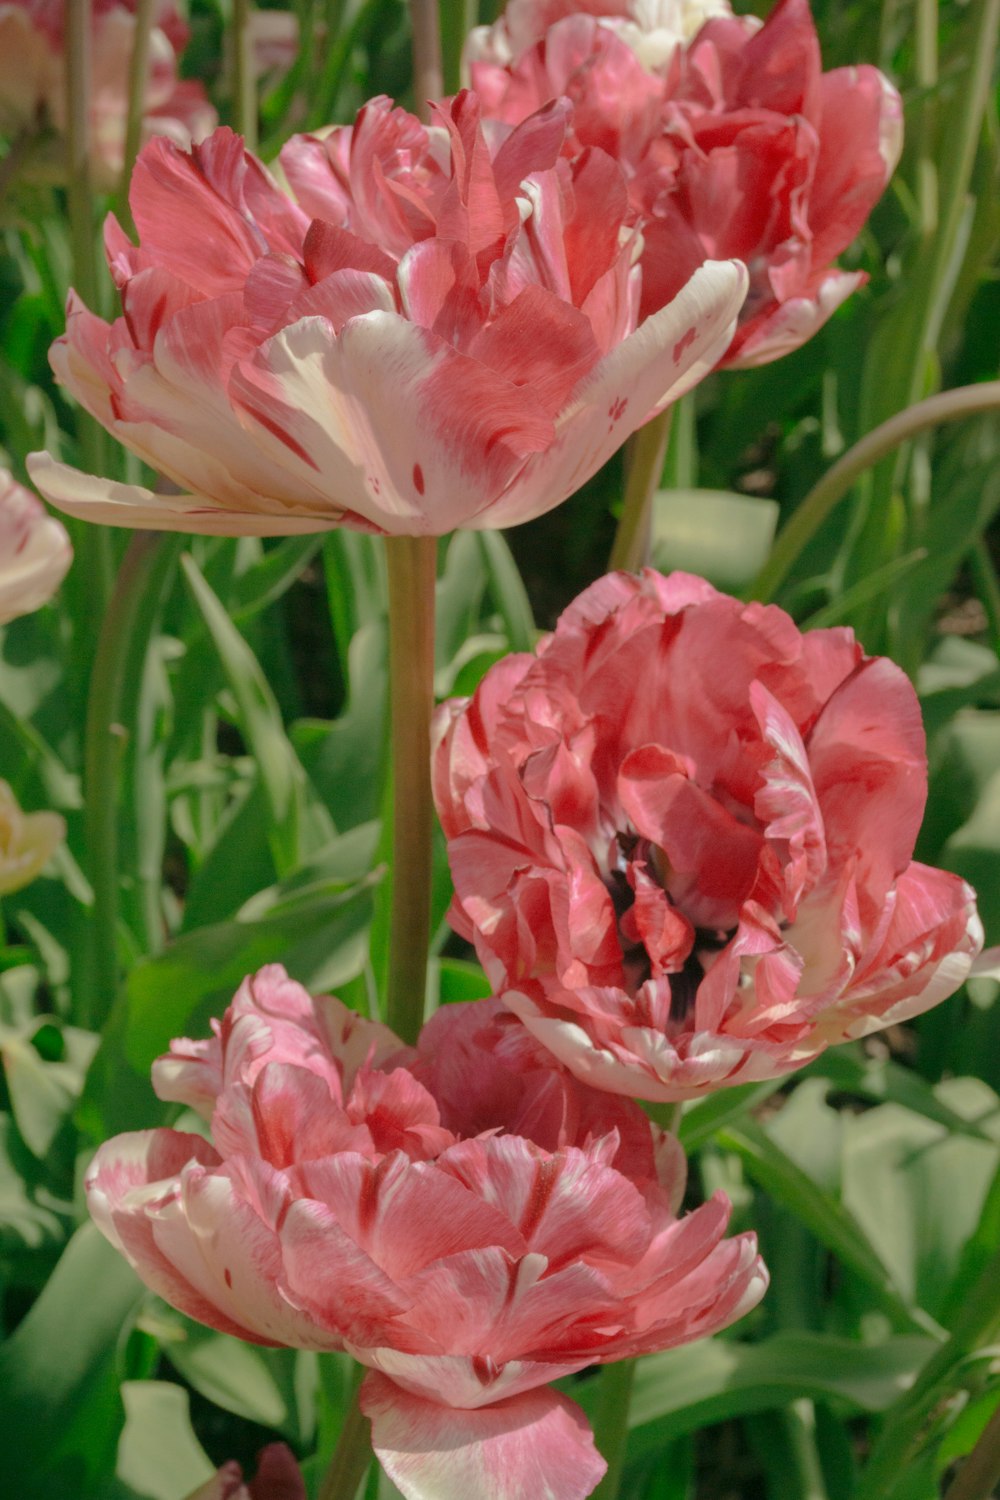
<box><xmin>716</xmin><ymin>1120</ymin><xmax>934</xmax><ymax>1333</ymax></box>
<box><xmin>115</xmin><ymin>1381</ymin><xmax>214</xmax><ymax>1500</ymax></box>
<box><xmin>840</xmin><ymin>1077</ymin><xmax>1000</xmax><ymax>1321</ymax></box>
<box><xmin>0</xmin><ymin>1113</ymin><xmax>71</xmax><ymax>1253</ymax></box>
<box><xmin>678</xmin><ymin>1079</ymin><xmax>788</xmax><ymax>1152</ymax></box>
<box><xmin>293</xmin><ymin>620</ymin><xmax>389</xmax><ymax>833</ymax></box>
<box><xmin>180</xmin><ymin>553</ymin><xmax>332</xmax><ymax>876</ymax></box>
<box><xmin>564</xmin><ymin>1333</ymin><xmax>937</xmax><ymax>1450</ymax></box>
<box><xmin>651</xmin><ymin>488</ymin><xmax>779</xmax><ymax>591</ymax></box>
<box><xmin>0</xmin><ymin>1223</ymin><xmax>142</xmax><ymax>1495</ymax></box>
<box><xmin>476</xmin><ymin>530</ymin><xmax>537</xmax><ymax>654</ymax></box>
<box><xmin>157</xmin><ymin>1313</ymin><xmax>314</xmax><ymax>1443</ymax></box>
<box><xmin>78</xmin><ymin>877</ymin><xmax>375</xmax><ymax>1140</ymax></box>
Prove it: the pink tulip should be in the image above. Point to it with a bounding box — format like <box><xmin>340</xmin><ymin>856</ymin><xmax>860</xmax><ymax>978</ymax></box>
<box><xmin>0</xmin><ymin>468</ymin><xmax>72</xmax><ymax>625</ymax></box>
<box><xmin>0</xmin><ymin>1</ymin><xmax>215</xmax><ymax>190</ymax></box>
<box><xmin>29</xmin><ymin>93</ymin><xmax>747</xmax><ymax>537</ymax></box>
<box><xmin>433</xmin><ymin>570</ymin><xmax>983</xmax><ymax>1103</ymax></box>
<box><xmin>87</xmin><ymin>965</ymin><xmax>766</xmax><ymax>1500</ymax></box>
<box><xmin>471</xmin><ymin>0</ymin><xmax>902</xmax><ymax>366</ymax></box>
<box><xmin>184</xmin><ymin>1444</ymin><xmax>305</xmax><ymax>1500</ymax></box>
<box><xmin>466</xmin><ymin>0</ymin><xmax>735</xmax><ymax>73</ymax></box>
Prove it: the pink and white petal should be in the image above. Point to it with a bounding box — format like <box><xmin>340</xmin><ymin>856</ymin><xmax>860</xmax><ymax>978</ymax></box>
<box><xmin>228</xmin><ymin>312</ymin><xmax>556</xmax><ymax>535</ymax></box>
<box><xmin>476</xmin><ymin>259</ymin><xmax>748</xmax><ymax>530</ymax></box>
<box><xmin>500</xmin><ymin>990</ymin><xmax>671</xmax><ymax>1100</ymax></box>
<box><xmin>361</xmin><ymin>1372</ymin><xmax>606</xmax><ymax>1500</ymax></box>
<box><xmin>353</xmin><ymin>1346</ymin><xmax>589</xmax><ymax>1409</ymax></box>
<box><xmin>725</xmin><ymin>271</ymin><xmax>864</xmax><ymax>369</ymax></box>
<box><xmin>835</xmin><ymin>863</ymin><xmax>982</xmax><ymax>1034</ymax></box>
<box><xmin>147</xmin><ymin>1164</ymin><xmax>338</xmax><ymax>1348</ymax></box>
<box><xmin>85</xmin><ymin>1132</ymin><xmax>278</xmax><ymax>1341</ymax></box>
<box><xmin>437</xmin><ymin>1135</ymin><xmax>651</xmax><ymax>1264</ymax></box>
<box><xmin>26</xmin><ymin>454</ymin><xmax>338</xmax><ymax>536</ymax></box>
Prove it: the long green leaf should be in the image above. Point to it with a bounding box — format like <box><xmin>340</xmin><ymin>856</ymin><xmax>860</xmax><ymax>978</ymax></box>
<box><xmin>717</xmin><ymin>1120</ymin><xmax>940</xmax><ymax>1335</ymax></box>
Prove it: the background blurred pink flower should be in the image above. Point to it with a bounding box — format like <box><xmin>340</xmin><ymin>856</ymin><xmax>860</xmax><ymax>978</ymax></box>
<box><xmin>0</xmin><ymin>0</ymin><xmax>216</xmax><ymax>188</ymax></box>
<box><xmin>87</xmin><ymin>964</ymin><xmax>766</xmax><ymax>1500</ymax></box>
<box><xmin>466</xmin><ymin>0</ymin><xmax>736</xmax><ymax>73</ymax></box>
<box><xmin>29</xmin><ymin>94</ymin><xmax>747</xmax><ymax>536</ymax></box>
<box><xmin>433</xmin><ymin>569</ymin><xmax>982</xmax><ymax>1102</ymax></box>
<box><xmin>472</xmin><ymin>0</ymin><xmax>902</xmax><ymax>366</ymax></box>
<box><xmin>0</xmin><ymin>467</ymin><xmax>71</xmax><ymax>624</ymax></box>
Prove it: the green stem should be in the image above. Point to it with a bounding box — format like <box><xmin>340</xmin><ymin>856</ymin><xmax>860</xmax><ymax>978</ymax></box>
<box><xmin>943</xmin><ymin>1401</ymin><xmax>1000</xmax><ymax>1500</ymax></box>
<box><xmin>855</xmin><ymin>1239</ymin><xmax>1000</xmax><ymax>1500</ymax></box>
<box><xmin>915</xmin><ymin>0</ymin><xmax>939</xmax><ymax>237</ymax></box>
<box><xmin>383</xmin><ymin>534</ymin><xmax>437</xmax><ymax>1045</ymax></box>
<box><xmin>753</xmin><ymin>380</ymin><xmax>1000</xmax><ymax>602</ymax></box>
<box><xmin>591</xmin><ymin>1358</ymin><xmax>637</xmax><ymax>1499</ymax></box>
<box><xmin>968</xmin><ymin>539</ymin><xmax>1000</xmax><ymax>656</ymax></box>
<box><xmin>65</xmin><ymin>0</ymin><xmax>98</xmax><ymax>311</ymax></box>
<box><xmin>608</xmin><ymin>409</ymin><xmax>673</xmax><ymax>574</ymax></box>
<box><xmin>409</xmin><ymin>0</ymin><xmax>444</xmax><ymax>119</ymax></box>
<box><xmin>80</xmin><ymin>533</ymin><xmax>173</xmax><ymax>1028</ymax></box>
<box><xmin>317</xmin><ymin>1379</ymin><xmax>373</xmax><ymax>1500</ymax></box>
<box><xmin>232</xmin><ymin>0</ymin><xmax>258</xmax><ymax>149</ymax></box>
<box><xmin>115</xmin><ymin>0</ymin><xmax>155</xmax><ymax>232</ymax></box>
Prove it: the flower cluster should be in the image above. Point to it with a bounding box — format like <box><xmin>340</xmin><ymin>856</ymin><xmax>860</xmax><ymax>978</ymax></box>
<box><xmin>433</xmin><ymin>570</ymin><xmax>982</xmax><ymax>1100</ymax></box>
<box><xmin>87</xmin><ymin>967</ymin><xmax>766</xmax><ymax>1500</ymax></box>
<box><xmin>29</xmin><ymin>92</ymin><xmax>744</xmax><ymax>538</ymax></box>
<box><xmin>469</xmin><ymin>0</ymin><xmax>902</xmax><ymax>364</ymax></box>
<box><xmin>0</xmin><ymin>0</ymin><xmax>215</xmax><ymax>188</ymax></box>
<box><xmin>62</xmin><ymin>5</ymin><xmax>989</xmax><ymax>1500</ymax></box>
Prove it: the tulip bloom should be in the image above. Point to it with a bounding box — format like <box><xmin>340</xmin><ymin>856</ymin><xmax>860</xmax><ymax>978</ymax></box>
<box><xmin>433</xmin><ymin>570</ymin><xmax>983</xmax><ymax>1102</ymax></box>
<box><xmin>183</xmin><ymin>1445</ymin><xmax>304</xmax><ymax>1500</ymax></box>
<box><xmin>87</xmin><ymin>966</ymin><xmax>766</xmax><ymax>1500</ymax></box>
<box><xmin>29</xmin><ymin>93</ymin><xmax>747</xmax><ymax>537</ymax></box>
<box><xmin>0</xmin><ymin>780</ymin><xmax>65</xmax><ymax>897</ymax></box>
<box><xmin>0</xmin><ymin>0</ymin><xmax>215</xmax><ymax>189</ymax></box>
<box><xmin>472</xmin><ymin>0</ymin><xmax>902</xmax><ymax>366</ymax></box>
<box><xmin>466</xmin><ymin>0</ymin><xmax>735</xmax><ymax>73</ymax></box>
<box><xmin>0</xmin><ymin>469</ymin><xmax>72</xmax><ymax>625</ymax></box>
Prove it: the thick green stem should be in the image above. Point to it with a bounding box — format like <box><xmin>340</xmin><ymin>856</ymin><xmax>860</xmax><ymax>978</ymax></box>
<box><xmin>118</xmin><ymin>0</ymin><xmax>155</xmax><ymax>223</ymax></box>
<box><xmin>591</xmin><ymin>1358</ymin><xmax>637</xmax><ymax>1499</ymax></box>
<box><xmin>943</xmin><ymin>1401</ymin><xmax>1000</xmax><ymax>1500</ymax></box>
<box><xmin>66</xmin><ymin>0</ymin><xmax>98</xmax><ymax>311</ymax></box>
<box><xmin>409</xmin><ymin>0</ymin><xmax>444</xmax><ymax>119</ymax></box>
<box><xmin>752</xmin><ymin>381</ymin><xmax>1000</xmax><ymax>603</ymax></box>
<box><xmin>915</xmin><ymin>0</ymin><xmax>939</xmax><ymax>236</ymax></box>
<box><xmin>80</xmin><ymin>533</ymin><xmax>173</xmax><ymax>1028</ymax></box>
<box><xmin>855</xmin><ymin>1239</ymin><xmax>1000</xmax><ymax>1500</ymax></box>
<box><xmin>608</xmin><ymin>410</ymin><xmax>673</xmax><ymax>574</ymax></box>
<box><xmin>232</xmin><ymin>0</ymin><xmax>258</xmax><ymax>149</ymax></box>
<box><xmin>384</xmin><ymin>534</ymin><xmax>437</xmax><ymax>1045</ymax></box>
<box><xmin>317</xmin><ymin>1380</ymin><xmax>373</xmax><ymax>1500</ymax></box>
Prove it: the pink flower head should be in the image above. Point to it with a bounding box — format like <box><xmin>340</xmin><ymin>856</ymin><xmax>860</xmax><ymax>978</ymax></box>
<box><xmin>466</xmin><ymin>0</ymin><xmax>736</xmax><ymax>73</ymax></box>
<box><xmin>472</xmin><ymin>0</ymin><xmax>902</xmax><ymax>366</ymax></box>
<box><xmin>0</xmin><ymin>1</ymin><xmax>215</xmax><ymax>189</ymax></box>
<box><xmin>184</xmin><ymin>1444</ymin><xmax>305</xmax><ymax>1500</ymax></box>
<box><xmin>0</xmin><ymin>468</ymin><xmax>72</xmax><ymax>624</ymax></box>
<box><xmin>87</xmin><ymin>964</ymin><xmax>766</xmax><ymax>1500</ymax></box>
<box><xmin>28</xmin><ymin>94</ymin><xmax>747</xmax><ymax>536</ymax></box>
<box><xmin>433</xmin><ymin>570</ymin><xmax>983</xmax><ymax>1102</ymax></box>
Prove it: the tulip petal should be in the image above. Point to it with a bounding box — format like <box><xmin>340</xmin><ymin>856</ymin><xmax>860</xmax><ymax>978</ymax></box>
<box><xmin>26</xmin><ymin>453</ymin><xmax>340</xmax><ymax>535</ymax></box>
<box><xmin>477</xmin><ymin>259</ymin><xmax>748</xmax><ymax>529</ymax></box>
<box><xmin>361</xmin><ymin>1372</ymin><xmax>607</xmax><ymax>1500</ymax></box>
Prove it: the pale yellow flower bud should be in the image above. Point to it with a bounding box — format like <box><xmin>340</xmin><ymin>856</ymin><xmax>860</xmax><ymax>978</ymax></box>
<box><xmin>0</xmin><ymin>781</ymin><xmax>65</xmax><ymax>897</ymax></box>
